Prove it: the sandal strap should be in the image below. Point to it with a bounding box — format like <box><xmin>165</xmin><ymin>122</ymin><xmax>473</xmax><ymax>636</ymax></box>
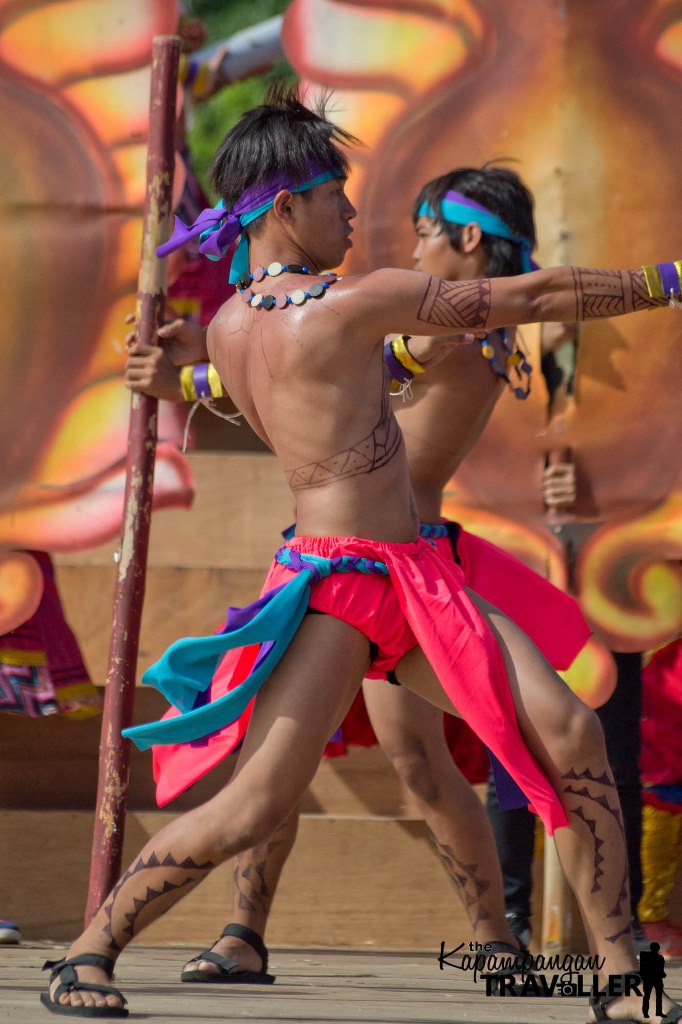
<box><xmin>42</xmin><ymin>954</ymin><xmax>127</xmax><ymax>1008</ymax></box>
<box><xmin>221</xmin><ymin>923</ymin><xmax>269</xmax><ymax>972</ymax></box>
<box><xmin>43</xmin><ymin>953</ymin><xmax>116</xmax><ymax>979</ymax></box>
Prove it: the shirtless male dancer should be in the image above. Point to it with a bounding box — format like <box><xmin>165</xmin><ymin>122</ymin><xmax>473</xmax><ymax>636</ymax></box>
<box><xmin>43</xmin><ymin>86</ymin><xmax>682</xmax><ymax>1022</ymax></box>
<box><xmin>125</xmin><ymin>164</ymin><xmax>589</xmax><ymax>982</ymax></box>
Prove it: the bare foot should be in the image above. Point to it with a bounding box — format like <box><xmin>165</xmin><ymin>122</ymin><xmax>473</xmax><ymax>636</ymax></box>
<box><xmin>183</xmin><ymin>934</ymin><xmax>264</xmax><ymax>978</ymax></box>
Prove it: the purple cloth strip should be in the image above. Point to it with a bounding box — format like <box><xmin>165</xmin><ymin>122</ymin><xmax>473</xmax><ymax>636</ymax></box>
<box><xmin>444</xmin><ymin>190</ymin><xmax>494</xmax><ymax>217</ymax></box>
<box><xmin>184</xmin><ymin>59</ymin><xmax>199</xmax><ymax>88</ymax></box>
<box><xmin>383</xmin><ymin>341</ymin><xmax>413</xmax><ymax>384</ymax></box>
<box><xmin>157</xmin><ymin>159</ymin><xmax>336</xmax><ymax>260</ymax></box>
<box><xmin>284</xmin><ymin>547</ymin><xmax>324</xmax><ymax>584</ymax></box>
<box><xmin>157</xmin><ymin>205</ymin><xmax>232</xmax><ymax>258</ymax></box>
<box><xmin>658</xmin><ymin>262</ymin><xmax>679</xmax><ymax>297</ymax></box>
<box><xmin>488</xmin><ymin>750</ymin><xmax>529</xmax><ymax>811</ymax></box>
<box><xmin>193</xmin><ymin>363</ymin><xmax>211</xmax><ymax>399</ymax></box>
<box><xmin>220</xmin><ymin>582</ymin><xmax>290</xmax><ymax>634</ymax></box>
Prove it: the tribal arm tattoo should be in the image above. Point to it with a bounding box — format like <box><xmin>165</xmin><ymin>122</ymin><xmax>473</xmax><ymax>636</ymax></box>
<box><xmin>417</xmin><ymin>277</ymin><xmax>491</xmax><ymax>329</ymax></box>
<box><xmin>415</xmin><ymin>268</ymin><xmax>660</xmax><ymax>333</ymax></box>
<box><xmin>286</xmin><ymin>382</ymin><xmax>402</xmax><ymax>490</ymax></box>
<box><xmin>569</xmin><ymin>267</ymin><xmax>655</xmax><ymax>319</ymax></box>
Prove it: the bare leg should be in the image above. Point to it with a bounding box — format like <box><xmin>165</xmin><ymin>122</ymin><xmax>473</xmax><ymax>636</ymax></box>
<box><xmin>393</xmin><ymin>590</ymin><xmax>681</xmax><ymax>1024</ymax></box>
<box><xmin>48</xmin><ymin>614</ymin><xmax>371</xmax><ymax>1013</ymax></box>
<box><xmin>361</xmin><ymin>677</ymin><xmax>517</xmax><ymax>948</ymax></box>
<box><xmin>184</xmin><ymin>807</ymin><xmax>301</xmax><ymax>977</ymax></box>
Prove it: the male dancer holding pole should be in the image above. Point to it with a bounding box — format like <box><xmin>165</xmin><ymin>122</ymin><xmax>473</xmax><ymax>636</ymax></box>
<box><xmin>43</xmin><ymin>86</ymin><xmax>682</xmax><ymax>1022</ymax></box>
<box><xmin>127</xmin><ymin>163</ymin><xmax>588</xmax><ymax>982</ymax></box>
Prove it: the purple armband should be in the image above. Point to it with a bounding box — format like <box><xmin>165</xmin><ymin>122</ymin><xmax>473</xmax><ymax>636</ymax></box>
<box><xmin>383</xmin><ymin>340</ymin><xmax>414</xmax><ymax>384</ymax></box>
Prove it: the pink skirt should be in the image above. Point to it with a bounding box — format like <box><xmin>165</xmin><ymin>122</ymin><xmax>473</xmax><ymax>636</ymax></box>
<box><xmin>153</xmin><ymin>534</ymin><xmax>568</xmax><ymax>834</ymax></box>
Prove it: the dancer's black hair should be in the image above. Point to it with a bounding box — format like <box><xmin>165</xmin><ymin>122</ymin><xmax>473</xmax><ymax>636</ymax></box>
<box><xmin>412</xmin><ymin>164</ymin><xmax>536</xmax><ymax>277</ymax></box>
<box><xmin>211</xmin><ymin>82</ymin><xmax>360</xmax><ymax>236</ymax></box>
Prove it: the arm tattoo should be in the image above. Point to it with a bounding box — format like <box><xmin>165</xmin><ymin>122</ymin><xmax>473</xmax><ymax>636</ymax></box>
<box><xmin>286</xmin><ymin>386</ymin><xmax>402</xmax><ymax>490</ymax></box>
<box><xmin>571</xmin><ymin>267</ymin><xmax>657</xmax><ymax>320</ymax></box>
<box><xmin>417</xmin><ymin>276</ymin><xmax>491</xmax><ymax>329</ymax></box>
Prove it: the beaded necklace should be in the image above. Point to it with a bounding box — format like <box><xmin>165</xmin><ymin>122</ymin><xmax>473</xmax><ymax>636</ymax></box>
<box><xmin>236</xmin><ymin>261</ymin><xmax>337</xmax><ymax>310</ymax></box>
<box><xmin>480</xmin><ymin>328</ymin><xmax>532</xmax><ymax>400</ymax></box>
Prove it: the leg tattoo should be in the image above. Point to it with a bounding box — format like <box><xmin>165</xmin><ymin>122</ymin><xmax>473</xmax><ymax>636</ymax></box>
<box><xmin>100</xmin><ymin>850</ymin><xmax>215</xmax><ymax>951</ymax></box>
<box><xmin>233</xmin><ymin>833</ymin><xmax>288</xmax><ymax>917</ymax></box>
<box><xmin>561</xmin><ymin>768</ymin><xmax>630</xmax><ymax>943</ymax></box>
<box><xmin>427</xmin><ymin>827</ymin><xmax>491</xmax><ymax>929</ymax></box>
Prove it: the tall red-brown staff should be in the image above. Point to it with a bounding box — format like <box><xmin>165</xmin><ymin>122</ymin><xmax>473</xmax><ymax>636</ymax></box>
<box><xmin>85</xmin><ymin>34</ymin><xmax>181</xmax><ymax>924</ymax></box>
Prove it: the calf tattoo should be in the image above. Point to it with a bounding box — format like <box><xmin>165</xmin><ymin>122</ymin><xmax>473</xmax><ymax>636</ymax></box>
<box><xmin>233</xmin><ymin>831</ymin><xmax>289</xmax><ymax>915</ymax></box>
<box><xmin>561</xmin><ymin>767</ymin><xmax>629</xmax><ymax>943</ymax></box>
<box><xmin>100</xmin><ymin>850</ymin><xmax>215</xmax><ymax>950</ymax></box>
<box><xmin>417</xmin><ymin>276</ymin><xmax>491</xmax><ymax>329</ymax></box>
<box><xmin>427</xmin><ymin>828</ymin><xmax>490</xmax><ymax>928</ymax></box>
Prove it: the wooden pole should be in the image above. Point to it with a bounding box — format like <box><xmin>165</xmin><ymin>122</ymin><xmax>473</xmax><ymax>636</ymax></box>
<box><xmin>84</xmin><ymin>34</ymin><xmax>181</xmax><ymax>926</ymax></box>
<box><xmin>541</xmin><ymin>444</ymin><xmax>576</xmax><ymax>954</ymax></box>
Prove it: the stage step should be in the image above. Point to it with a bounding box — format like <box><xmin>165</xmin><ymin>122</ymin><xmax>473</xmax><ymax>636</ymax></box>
<box><xmin>0</xmin><ymin>807</ymin><xmax>545</xmax><ymax>951</ymax></box>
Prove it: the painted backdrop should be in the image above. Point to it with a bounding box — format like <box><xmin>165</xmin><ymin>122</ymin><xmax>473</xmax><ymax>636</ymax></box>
<box><xmin>0</xmin><ymin>0</ymin><xmax>193</xmax><ymax>629</ymax></box>
<box><xmin>283</xmin><ymin>0</ymin><xmax>682</xmax><ymax>657</ymax></box>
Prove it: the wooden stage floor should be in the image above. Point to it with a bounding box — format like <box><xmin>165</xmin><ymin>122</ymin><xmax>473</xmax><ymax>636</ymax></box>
<box><xmin>2</xmin><ymin>943</ymin><xmax>681</xmax><ymax>1023</ymax></box>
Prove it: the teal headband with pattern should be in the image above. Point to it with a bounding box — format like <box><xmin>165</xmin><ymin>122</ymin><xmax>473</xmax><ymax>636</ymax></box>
<box><xmin>418</xmin><ymin>190</ymin><xmax>538</xmax><ymax>272</ymax></box>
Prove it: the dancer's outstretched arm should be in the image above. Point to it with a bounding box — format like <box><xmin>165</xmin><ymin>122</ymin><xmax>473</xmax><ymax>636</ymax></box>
<box><xmin>354</xmin><ymin>261</ymin><xmax>675</xmax><ymax>338</ymax></box>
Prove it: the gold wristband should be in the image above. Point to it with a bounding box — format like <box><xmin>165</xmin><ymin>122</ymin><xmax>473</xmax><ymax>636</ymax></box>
<box><xmin>642</xmin><ymin>261</ymin><xmax>682</xmax><ymax>300</ymax></box>
<box><xmin>391</xmin><ymin>335</ymin><xmax>426</xmax><ymax>376</ymax></box>
<box><xmin>206</xmin><ymin>362</ymin><xmax>224</xmax><ymax>399</ymax></box>
<box><xmin>180</xmin><ymin>364</ymin><xmax>197</xmax><ymax>402</ymax></box>
<box><xmin>642</xmin><ymin>264</ymin><xmax>665</xmax><ymax>300</ymax></box>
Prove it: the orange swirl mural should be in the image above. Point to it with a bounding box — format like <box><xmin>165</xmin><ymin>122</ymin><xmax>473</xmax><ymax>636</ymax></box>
<box><xmin>0</xmin><ymin>0</ymin><xmax>194</xmax><ymax>633</ymax></box>
<box><xmin>282</xmin><ymin>0</ymin><xmax>682</xmax><ymax>683</ymax></box>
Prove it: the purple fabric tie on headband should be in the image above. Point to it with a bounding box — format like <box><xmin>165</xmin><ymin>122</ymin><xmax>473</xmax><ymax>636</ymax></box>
<box><xmin>157</xmin><ymin>161</ymin><xmax>338</xmax><ymax>261</ymax></box>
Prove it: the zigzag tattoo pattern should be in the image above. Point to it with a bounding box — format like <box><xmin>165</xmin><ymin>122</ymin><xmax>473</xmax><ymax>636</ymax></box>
<box><xmin>101</xmin><ymin>851</ymin><xmax>215</xmax><ymax>950</ymax></box>
<box><xmin>234</xmin><ymin>831</ymin><xmax>288</xmax><ymax>914</ymax></box>
<box><xmin>561</xmin><ymin>769</ymin><xmax>629</xmax><ymax>940</ymax></box>
<box><xmin>427</xmin><ymin>829</ymin><xmax>490</xmax><ymax>928</ymax></box>
<box><xmin>562</xmin><ymin>767</ymin><xmax>615</xmax><ymax>788</ymax></box>
<box><xmin>286</xmin><ymin>387</ymin><xmax>402</xmax><ymax>490</ymax></box>
<box><xmin>417</xmin><ymin>276</ymin><xmax>491</xmax><ymax>328</ymax></box>
<box><xmin>571</xmin><ymin>267</ymin><xmax>653</xmax><ymax>320</ymax></box>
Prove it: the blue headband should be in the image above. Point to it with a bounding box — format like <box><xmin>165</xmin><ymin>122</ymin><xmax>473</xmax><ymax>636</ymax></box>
<box><xmin>418</xmin><ymin>190</ymin><xmax>538</xmax><ymax>273</ymax></box>
<box><xmin>158</xmin><ymin>166</ymin><xmax>343</xmax><ymax>284</ymax></box>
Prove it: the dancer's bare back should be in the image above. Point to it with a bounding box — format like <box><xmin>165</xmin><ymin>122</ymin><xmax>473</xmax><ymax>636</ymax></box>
<box><xmin>207</xmin><ymin>262</ymin><xmax>656</xmax><ymax>541</ymax></box>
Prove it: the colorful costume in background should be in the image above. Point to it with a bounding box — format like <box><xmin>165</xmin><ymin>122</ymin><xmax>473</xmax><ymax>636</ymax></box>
<box><xmin>165</xmin><ymin>140</ymin><xmax>234</xmax><ymax>327</ymax></box>
<box><xmin>0</xmin><ymin>552</ymin><xmax>100</xmax><ymax>718</ymax></box>
<box><xmin>638</xmin><ymin>638</ymin><xmax>682</xmax><ymax>952</ymax></box>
